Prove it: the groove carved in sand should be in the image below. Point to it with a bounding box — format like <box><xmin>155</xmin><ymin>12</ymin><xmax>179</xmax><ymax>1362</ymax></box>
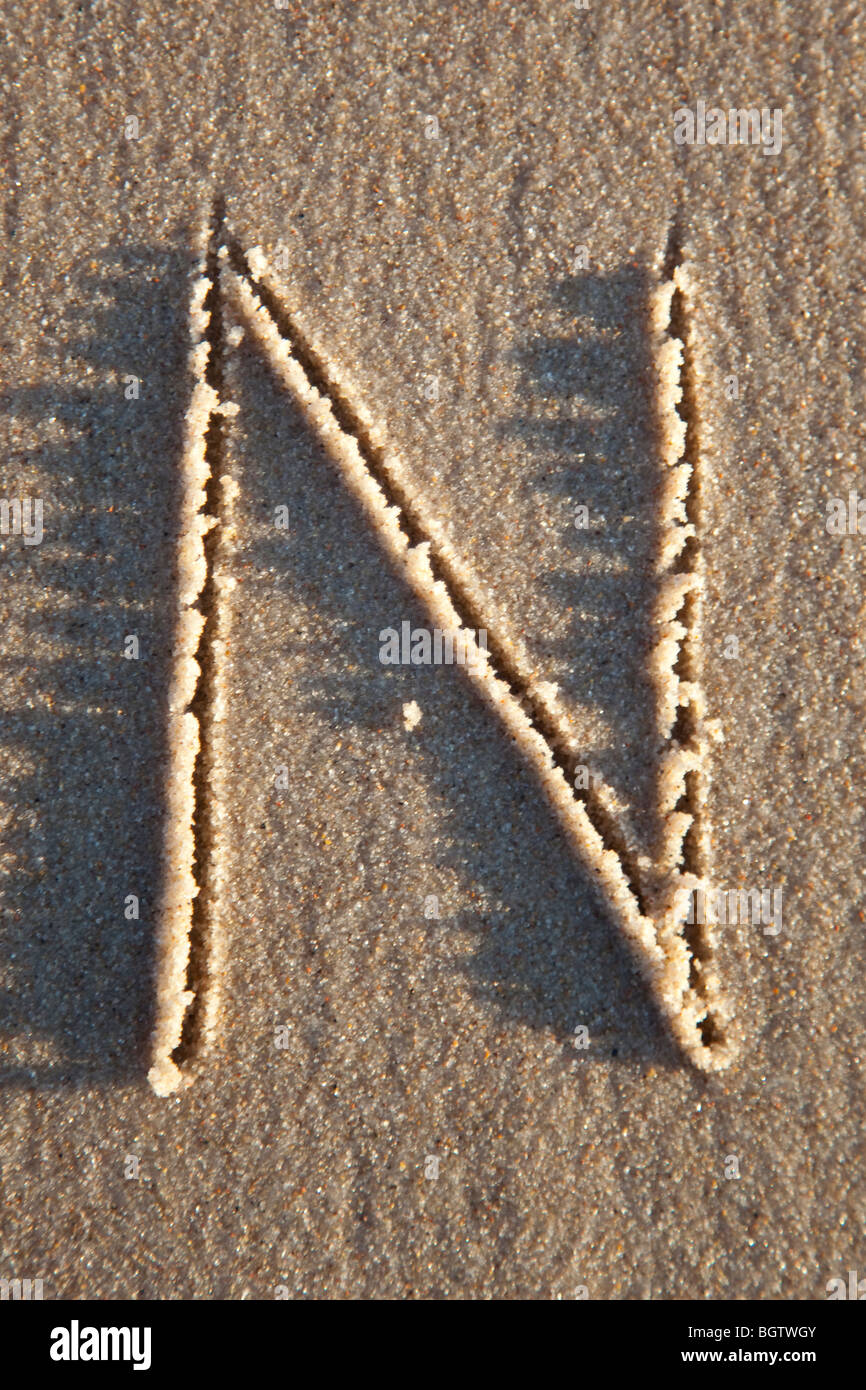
<box><xmin>148</xmin><ymin>211</ymin><xmax>238</xmax><ymax>1097</ymax></box>
<box><xmin>648</xmin><ymin>227</ymin><xmax>731</xmax><ymax>1055</ymax></box>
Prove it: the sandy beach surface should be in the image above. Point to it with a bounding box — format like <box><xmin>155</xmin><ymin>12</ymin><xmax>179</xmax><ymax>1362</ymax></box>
<box><xmin>1</xmin><ymin>1</ymin><xmax>864</xmax><ymax>1298</ymax></box>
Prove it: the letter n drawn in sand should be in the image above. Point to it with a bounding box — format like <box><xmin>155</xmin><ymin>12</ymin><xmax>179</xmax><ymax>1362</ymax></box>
<box><xmin>149</xmin><ymin>214</ymin><xmax>735</xmax><ymax>1094</ymax></box>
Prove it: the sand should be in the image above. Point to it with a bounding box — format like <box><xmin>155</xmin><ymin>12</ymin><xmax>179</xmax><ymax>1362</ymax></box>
<box><xmin>0</xmin><ymin>0</ymin><xmax>864</xmax><ymax>1298</ymax></box>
